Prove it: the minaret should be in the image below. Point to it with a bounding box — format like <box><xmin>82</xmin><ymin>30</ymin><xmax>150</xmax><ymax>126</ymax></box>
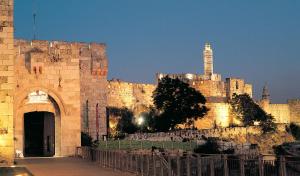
<box><xmin>262</xmin><ymin>84</ymin><xmax>270</xmax><ymax>102</ymax></box>
<box><xmin>203</xmin><ymin>43</ymin><xmax>213</xmax><ymax>77</ymax></box>
<box><xmin>260</xmin><ymin>84</ymin><xmax>270</xmax><ymax>111</ymax></box>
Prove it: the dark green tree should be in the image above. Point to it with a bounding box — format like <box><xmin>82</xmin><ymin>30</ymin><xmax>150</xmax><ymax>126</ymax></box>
<box><xmin>152</xmin><ymin>76</ymin><xmax>208</xmax><ymax>131</ymax></box>
<box><xmin>289</xmin><ymin>123</ymin><xmax>300</xmax><ymax>140</ymax></box>
<box><xmin>107</xmin><ymin>107</ymin><xmax>137</xmax><ymax>134</ymax></box>
<box><xmin>230</xmin><ymin>93</ymin><xmax>277</xmax><ymax>133</ymax></box>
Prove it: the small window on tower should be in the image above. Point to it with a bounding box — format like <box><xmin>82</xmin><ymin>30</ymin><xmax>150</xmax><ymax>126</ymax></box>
<box><xmin>236</xmin><ymin>81</ymin><xmax>239</xmax><ymax>89</ymax></box>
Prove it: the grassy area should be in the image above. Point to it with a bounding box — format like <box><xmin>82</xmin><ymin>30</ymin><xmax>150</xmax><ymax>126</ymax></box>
<box><xmin>97</xmin><ymin>140</ymin><xmax>197</xmax><ymax>151</ymax></box>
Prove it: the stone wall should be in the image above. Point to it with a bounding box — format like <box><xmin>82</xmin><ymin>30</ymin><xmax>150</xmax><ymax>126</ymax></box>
<box><xmin>107</xmin><ymin>80</ymin><xmax>155</xmax><ymax>115</ymax></box>
<box><xmin>0</xmin><ymin>0</ymin><xmax>14</xmax><ymax>164</ymax></box>
<box><xmin>80</xmin><ymin>43</ymin><xmax>108</xmax><ymax>139</ymax></box>
<box><xmin>288</xmin><ymin>99</ymin><xmax>300</xmax><ymax>125</ymax></box>
<box><xmin>14</xmin><ymin>40</ymin><xmax>83</xmax><ymax>156</ymax></box>
<box><xmin>192</xmin><ymin>80</ymin><xmax>226</xmax><ymax>99</ymax></box>
<box><xmin>226</xmin><ymin>78</ymin><xmax>252</xmax><ymax>99</ymax></box>
<box><xmin>267</xmin><ymin>104</ymin><xmax>290</xmax><ymax>123</ymax></box>
<box><xmin>194</xmin><ymin>103</ymin><xmax>231</xmax><ymax>129</ymax></box>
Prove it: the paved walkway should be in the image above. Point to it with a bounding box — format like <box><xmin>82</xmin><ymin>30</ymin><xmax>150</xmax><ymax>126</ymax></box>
<box><xmin>16</xmin><ymin>157</ymin><xmax>134</xmax><ymax>176</ymax></box>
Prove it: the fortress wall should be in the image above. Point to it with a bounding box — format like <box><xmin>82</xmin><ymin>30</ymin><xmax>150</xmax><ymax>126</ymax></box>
<box><xmin>0</xmin><ymin>0</ymin><xmax>14</xmax><ymax>164</ymax></box>
<box><xmin>226</xmin><ymin>78</ymin><xmax>253</xmax><ymax>98</ymax></box>
<box><xmin>107</xmin><ymin>80</ymin><xmax>155</xmax><ymax>114</ymax></box>
<box><xmin>194</xmin><ymin>103</ymin><xmax>231</xmax><ymax>129</ymax></box>
<box><xmin>13</xmin><ymin>40</ymin><xmax>107</xmax><ymax>154</ymax></box>
<box><xmin>79</xmin><ymin>43</ymin><xmax>108</xmax><ymax>139</ymax></box>
<box><xmin>267</xmin><ymin>104</ymin><xmax>290</xmax><ymax>124</ymax></box>
<box><xmin>14</xmin><ymin>40</ymin><xmax>82</xmax><ymax>155</ymax></box>
<box><xmin>244</xmin><ymin>84</ymin><xmax>253</xmax><ymax>97</ymax></box>
<box><xmin>192</xmin><ymin>80</ymin><xmax>226</xmax><ymax>98</ymax></box>
<box><xmin>288</xmin><ymin>99</ymin><xmax>300</xmax><ymax>125</ymax></box>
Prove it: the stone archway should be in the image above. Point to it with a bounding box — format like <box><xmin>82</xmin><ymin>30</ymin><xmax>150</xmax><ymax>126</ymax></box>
<box><xmin>14</xmin><ymin>88</ymin><xmax>64</xmax><ymax>157</ymax></box>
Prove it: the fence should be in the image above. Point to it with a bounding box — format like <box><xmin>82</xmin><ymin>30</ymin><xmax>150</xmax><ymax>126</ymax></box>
<box><xmin>75</xmin><ymin>147</ymin><xmax>300</xmax><ymax>176</ymax></box>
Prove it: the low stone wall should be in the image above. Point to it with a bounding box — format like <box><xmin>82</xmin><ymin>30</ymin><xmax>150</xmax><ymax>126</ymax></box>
<box><xmin>127</xmin><ymin>124</ymin><xmax>287</xmax><ymax>141</ymax></box>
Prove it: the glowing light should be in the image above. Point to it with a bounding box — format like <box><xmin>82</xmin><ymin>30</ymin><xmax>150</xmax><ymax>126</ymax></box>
<box><xmin>185</xmin><ymin>73</ymin><xmax>194</xmax><ymax>80</ymax></box>
<box><xmin>254</xmin><ymin>121</ymin><xmax>260</xmax><ymax>126</ymax></box>
<box><xmin>137</xmin><ymin>116</ymin><xmax>144</xmax><ymax>126</ymax></box>
<box><xmin>159</xmin><ymin>74</ymin><xmax>164</xmax><ymax>80</ymax></box>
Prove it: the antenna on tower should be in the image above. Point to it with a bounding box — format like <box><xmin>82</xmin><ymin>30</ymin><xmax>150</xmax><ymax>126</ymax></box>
<box><xmin>32</xmin><ymin>0</ymin><xmax>37</xmax><ymax>40</ymax></box>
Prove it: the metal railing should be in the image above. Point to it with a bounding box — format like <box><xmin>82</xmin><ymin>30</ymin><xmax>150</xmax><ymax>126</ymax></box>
<box><xmin>75</xmin><ymin>147</ymin><xmax>300</xmax><ymax>176</ymax></box>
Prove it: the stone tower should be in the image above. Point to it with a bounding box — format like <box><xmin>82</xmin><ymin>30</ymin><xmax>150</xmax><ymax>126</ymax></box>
<box><xmin>203</xmin><ymin>43</ymin><xmax>213</xmax><ymax>77</ymax></box>
<box><xmin>0</xmin><ymin>0</ymin><xmax>15</xmax><ymax>164</ymax></box>
<box><xmin>260</xmin><ymin>84</ymin><xmax>270</xmax><ymax>110</ymax></box>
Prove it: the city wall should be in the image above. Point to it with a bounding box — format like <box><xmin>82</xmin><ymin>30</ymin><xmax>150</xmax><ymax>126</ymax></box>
<box><xmin>0</xmin><ymin>0</ymin><xmax>14</xmax><ymax>164</ymax></box>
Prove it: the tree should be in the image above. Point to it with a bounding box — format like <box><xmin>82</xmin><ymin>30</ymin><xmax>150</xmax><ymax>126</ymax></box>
<box><xmin>289</xmin><ymin>123</ymin><xmax>300</xmax><ymax>140</ymax></box>
<box><xmin>107</xmin><ymin>107</ymin><xmax>137</xmax><ymax>135</ymax></box>
<box><xmin>152</xmin><ymin>76</ymin><xmax>208</xmax><ymax>131</ymax></box>
<box><xmin>230</xmin><ymin>93</ymin><xmax>277</xmax><ymax>133</ymax></box>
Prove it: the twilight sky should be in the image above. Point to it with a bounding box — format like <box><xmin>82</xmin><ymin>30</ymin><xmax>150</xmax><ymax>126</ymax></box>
<box><xmin>14</xmin><ymin>0</ymin><xmax>300</xmax><ymax>103</ymax></box>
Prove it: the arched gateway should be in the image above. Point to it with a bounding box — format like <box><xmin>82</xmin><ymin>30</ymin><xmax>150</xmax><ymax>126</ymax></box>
<box><xmin>14</xmin><ymin>89</ymin><xmax>64</xmax><ymax>157</ymax></box>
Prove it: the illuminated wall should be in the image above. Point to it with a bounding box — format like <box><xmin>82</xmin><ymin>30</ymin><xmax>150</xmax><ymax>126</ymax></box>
<box><xmin>0</xmin><ymin>0</ymin><xmax>14</xmax><ymax>164</ymax></box>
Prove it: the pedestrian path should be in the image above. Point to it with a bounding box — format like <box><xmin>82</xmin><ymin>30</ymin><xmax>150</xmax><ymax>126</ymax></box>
<box><xmin>15</xmin><ymin>157</ymin><xmax>134</xmax><ymax>176</ymax></box>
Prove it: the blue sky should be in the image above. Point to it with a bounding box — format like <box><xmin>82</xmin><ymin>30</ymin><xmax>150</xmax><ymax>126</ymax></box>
<box><xmin>14</xmin><ymin>0</ymin><xmax>300</xmax><ymax>103</ymax></box>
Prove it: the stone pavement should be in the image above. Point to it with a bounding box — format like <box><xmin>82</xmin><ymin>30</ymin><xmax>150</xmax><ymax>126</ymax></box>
<box><xmin>15</xmin><ymin>157</ymin><xmax>134</xmax><ymax>176</ymax></box>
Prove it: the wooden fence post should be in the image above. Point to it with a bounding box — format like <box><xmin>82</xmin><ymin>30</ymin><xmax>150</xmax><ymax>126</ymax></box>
<box><xmin>153</xmin><ymin>155</ymin><xmax>157</xmax><ymax>176</ymax></box>
<box><xmin>197</xmin><ymin>155</ymin><xmax>202</xmax><ymax>176</ymax></box>
<box><xmin>141</xmin><ymin>155</ymin><xmax>144</xmax><ymax>175</ymax></box>
<box><xmin>223</xmin><ymin>155</ymin><xmax>228</xmax><ymax>176</ymax></box>
<box><xmin>187</xmin><ymin>154</ymin><xmax>191</xmax><ymax>176</ymax></box>
<box><xmin>240</xmin><ymin>155</ymin><xmax>245</xmax><ymax>176</ymax></box>
<box><xmin>168</xmin><ymin>156</ymin><xmax>172</xmax><ymax>176</ymax></box>
<box><xmin>258</xmin><ymin>155</ymin><xmax>264</xmax><ymax>176</ymax></box>
<box><xmin>136</xmin><ymin>155</ymin><xmax>139</xmax><ymax>174</ymax></box>
<box><xmin>210</xmin><ymin>158</ymin><xmax>215</xmax><ymax>176</ymax></box>
<box><xmin>177</xmin><ymin>155</ymin><xmax>181</xmax><ymax>176</ymax></box>
<box><xmin>147</xmin><ymin>155</ymin><xmax>150</xmax><ymax>175</ymax></box>
<box><xmin>160</xmin><ymin>157</ymin><xmax>164</xmax><ymax>176</ymax></box>
<box><xmin>279</xmin><ymin>156</ymin><xmax>287</xmax><ymax>176</ymax></box>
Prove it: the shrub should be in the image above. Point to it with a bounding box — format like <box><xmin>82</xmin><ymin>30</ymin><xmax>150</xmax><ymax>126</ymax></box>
<box><xmin>289</xmin><ymin>123</ymin><xmax>300</xmax><ymax>140</ymax></box>
<box><xmin>81</xmin><ymin>132</ymin><xmax>92</xmax><ymax>147</ymax></box>
<box><xmin>194</xmin><ymin>138</ymin><xmax>234</xmax><ymax>154</ymax></box>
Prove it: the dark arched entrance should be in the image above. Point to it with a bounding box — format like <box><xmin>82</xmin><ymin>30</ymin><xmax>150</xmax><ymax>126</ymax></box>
<box><xmin>24</xmin><ymin>111</ymin><xmax>55</xmax><ymax>157</ymax></box>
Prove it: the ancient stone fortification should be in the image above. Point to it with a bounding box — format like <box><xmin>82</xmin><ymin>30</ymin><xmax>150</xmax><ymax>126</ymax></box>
<box><xmin>13</xmin><ymin>39</ymin><xmax>108</xmax><ymax>156</ymax></box>
<box><xmin>107</xmin><ymin>79</ymin><xmax>155</xmax><ymax>114</ymax></box>
<box><xmin>107</xmin><ymin>44</ymin><xmax>254</xmax><ymax>129</ymax></box>
<box><xmin>0</xmin><ymin>0</ymin><xmax>14</xmax><ymax>164</ymax></box>
<box><xmin>107</xmin><ymin>44</ymin><xmax>300</xmax><ymax>130</ymax></box>
<box><xmin>259</xmin><ymin>86</ymin><xmax>300</xmax><ymax>125</ymax></box>
<box><xmin>1</xmin><ymin>0</ymin><xmax>109</xmax><ymax>161</ymax></box>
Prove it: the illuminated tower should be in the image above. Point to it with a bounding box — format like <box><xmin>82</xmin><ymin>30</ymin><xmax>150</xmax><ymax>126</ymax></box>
<box><xmin>203</xmin><ymin>43</ymin><xmax>213</xmax><ymax>77</ymax></box>
<box><xmin>0</xmin><ymin>0</ymin><xmax>15</xmax><ymax>163</ymax></box>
